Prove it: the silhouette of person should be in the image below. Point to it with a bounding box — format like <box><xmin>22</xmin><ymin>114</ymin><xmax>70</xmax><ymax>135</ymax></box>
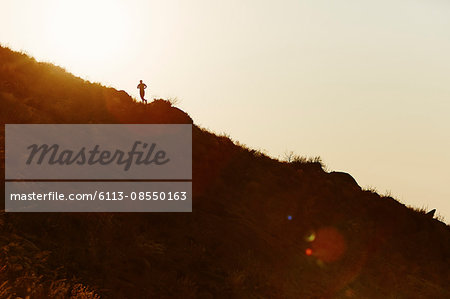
<box><xmin>137</xmin><ymin>80</ymin><xmax>147</xmax><ymax>103</ymax></box>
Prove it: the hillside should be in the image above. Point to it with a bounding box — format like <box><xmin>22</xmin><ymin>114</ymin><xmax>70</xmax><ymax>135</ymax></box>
<box><xmin>1</xmin><ymin>45</ymin><xmax>450</xmax><ymax>298</ymax></box>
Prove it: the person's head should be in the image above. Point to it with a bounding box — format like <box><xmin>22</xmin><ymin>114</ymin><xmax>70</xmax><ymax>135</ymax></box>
<box><xmin>140</xmin><ymin>80</ymin><xmax>143</xmax><ymax>83</ymax></box>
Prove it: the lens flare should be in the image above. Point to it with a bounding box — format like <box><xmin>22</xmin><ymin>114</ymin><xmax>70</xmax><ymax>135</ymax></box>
<box><xmin>305</xmin><ymin>232</ymin><xmax>316</xmax><ymax>242</ymax></box>
<box><xmin>307</xmin><ymin>227</ymin><xmax>347</xmax><ymax>263</ymax></box>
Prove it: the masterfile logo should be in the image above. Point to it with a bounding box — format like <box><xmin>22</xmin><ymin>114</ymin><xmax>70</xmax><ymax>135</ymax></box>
<box><xmin>6</xmin><ymin>124</ymin><xmax>192</xmax><ymax>180</ymax></box>
<box><xmin>5</xmin><ymin>124</ymin><xmax>192</xmax><ymax>212</ymax></box>
<box><xmin>26</xmin><ymin>141</ymin><xmax>170</xmax><ymax>171</ymax></box>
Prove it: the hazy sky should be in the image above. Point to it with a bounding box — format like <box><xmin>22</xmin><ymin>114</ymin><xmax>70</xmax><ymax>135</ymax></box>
<box><xmin>1</xmin><ymin>0</ymin><xmax>449</xmax><ymax>221</ymax></box>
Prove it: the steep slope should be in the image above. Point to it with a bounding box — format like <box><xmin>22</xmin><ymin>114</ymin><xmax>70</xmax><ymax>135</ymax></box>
<box><xmin>1</xmin><ymin>45</ymin><xmax>449</xmax><ymax>298</ymax></box>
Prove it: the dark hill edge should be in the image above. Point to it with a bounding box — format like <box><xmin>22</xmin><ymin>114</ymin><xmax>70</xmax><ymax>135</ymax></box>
<box><xmin>0</xmin><ymin>46</ymin><xmax>191</xmax><ymax>124</ymax></box>
<box><xmin>1</xmin><ymin>45</ymin><xmax>449</xmax><ymax>298</ymax></box>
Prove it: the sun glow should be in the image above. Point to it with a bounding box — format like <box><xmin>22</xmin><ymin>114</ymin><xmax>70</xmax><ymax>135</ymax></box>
<box><xmin>43</xmin><ymin>0</ymin><xmax>130</xmax><ymax>73</ymax></box>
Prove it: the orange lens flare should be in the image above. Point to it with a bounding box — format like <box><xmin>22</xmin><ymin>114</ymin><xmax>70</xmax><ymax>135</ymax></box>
<box><xmin>307</xmin><ymin>227</ymin><xmax>347</xmax><ymax>263</ymax></box>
